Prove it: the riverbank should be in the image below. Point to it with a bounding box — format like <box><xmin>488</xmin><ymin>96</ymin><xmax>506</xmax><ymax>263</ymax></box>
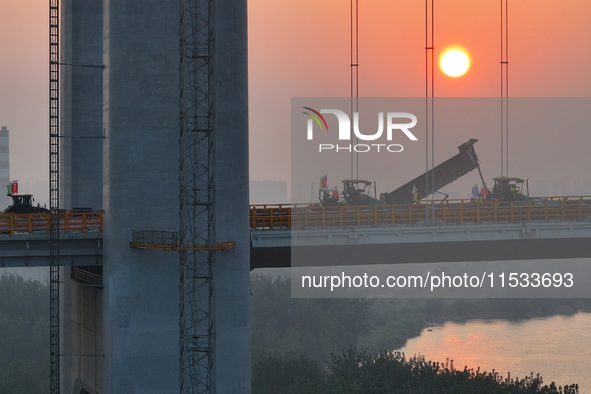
<box><xmin>251</xmin><ymin>273</ymin><xmax>591</xmax><ymax>363</ymax></box>
<box><xmin>398</xmin><ymin>313</ymin><xmax>591</xmax><ymax>392</ymax></box>
<box><xmin>251</xmin><ymin>274</ymin><xmax>589</xmax><ymax>392</ymax></box>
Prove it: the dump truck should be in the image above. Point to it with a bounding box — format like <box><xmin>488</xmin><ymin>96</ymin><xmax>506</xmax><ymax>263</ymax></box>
<box><xmin>319</xmin><ymin>139</ymin><xmax>486</xmax><ymax>206</ymax></box>
<box><xmin>381</xmin><ymin>138</ymin><xmax>484</xmax><ymax>205</ymax></box>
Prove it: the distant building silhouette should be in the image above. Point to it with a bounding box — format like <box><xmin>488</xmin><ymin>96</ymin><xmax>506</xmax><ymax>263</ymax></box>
<box><xmin>0</xmin><ymin>126</ymin><xmax>9</xmax><ymax>200</ymax></box>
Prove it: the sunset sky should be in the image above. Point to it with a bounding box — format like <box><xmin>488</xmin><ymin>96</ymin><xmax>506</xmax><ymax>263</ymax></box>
<box><xmin>0</xmin><ymin>0</ymin><xmax>590</xmax><ymax>204</ymax></box>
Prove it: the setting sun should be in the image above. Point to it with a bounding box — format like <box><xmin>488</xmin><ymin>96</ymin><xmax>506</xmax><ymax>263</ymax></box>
<box><xmin>440</xmin><ymin>49</ymin><xmax>470</xmax><ymax>77</ymax></box>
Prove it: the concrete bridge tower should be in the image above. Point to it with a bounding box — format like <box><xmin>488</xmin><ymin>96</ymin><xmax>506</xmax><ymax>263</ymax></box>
<box><xmin>60</xmin><ymin>0</ymin><xmax>250</xmax><ymax>392</ymax></box>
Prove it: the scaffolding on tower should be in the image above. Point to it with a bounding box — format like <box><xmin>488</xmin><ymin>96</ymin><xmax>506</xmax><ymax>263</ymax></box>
<box><xmin>179</xmin><ymin>0</ymin><xmax>216</xmax><ymax>392</ymax></box>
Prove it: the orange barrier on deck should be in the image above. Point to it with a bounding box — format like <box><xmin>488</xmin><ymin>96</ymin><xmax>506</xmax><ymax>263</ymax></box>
<box><xmin>0</xmin><ymin>211</ymin><xmax>103</xmax><ymax>234</ymax></box>
<box><xmin>250</xmin><ymin>197</ymin><xmax>591</xmax><ymax>230</ymax></box>
<box><xmin>2</xmin><ymin>199</ymin><xmax>589</xmax><ymax>234</ymax></box>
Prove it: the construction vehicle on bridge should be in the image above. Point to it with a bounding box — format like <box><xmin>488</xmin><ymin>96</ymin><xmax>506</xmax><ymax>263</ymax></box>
<box><xmin>318</xmin><ymin>139</ymin><xmax>536</xmax><ymax>206</ymax></box>
<box><xmin>319</xmin><ymin>138</ymin><xmax>489</xmax><ymax>206</ymax></box>
<box><xmin>492</xmin><ymin>176</ymin><xmax>530</xmax><ymax>201</ymax></box>
<box><xmin>3</xmin><ymin>193</ymin><xmax>50</xmax><ymax>214</ymax></box>
<box><xmin>381</xmin><ymin>138</ymin><xmax>484</xmax><ymax>204</ymax></box>
<box><xmin>320</xmin><ymin>179</ymin><xmax>386</xmax><ymax>206</ymax></box>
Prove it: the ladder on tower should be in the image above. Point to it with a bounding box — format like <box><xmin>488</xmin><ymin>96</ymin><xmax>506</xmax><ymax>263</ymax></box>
<box><xmin>49</xmin><ymin>0</ymin><xmax>61</xmax><ymax>392</ymax></box>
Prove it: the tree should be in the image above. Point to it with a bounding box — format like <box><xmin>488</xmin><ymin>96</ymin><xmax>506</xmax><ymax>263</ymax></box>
<box><xmin>0</xmin><ymin>273</ymin><xmax>49</xmax><ymax>393</ymax></box>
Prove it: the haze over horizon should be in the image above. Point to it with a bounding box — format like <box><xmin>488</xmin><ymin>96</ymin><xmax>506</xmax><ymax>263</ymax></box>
<box><xmin>1</xmin><ymin>0</ymin><xmax>590</xmax><ymax>206</ymax></box>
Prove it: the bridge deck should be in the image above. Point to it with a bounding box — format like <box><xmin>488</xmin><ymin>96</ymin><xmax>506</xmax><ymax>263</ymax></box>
<box><xmin>0</xmin><ymin>232</ymin><xmax>102</xmax><ymax>267</ymax></box>
<box><xmin>1</xmin><ymin>198</ymin><xmax>590</xmax><ymax>269</ymax></box>
<box><xmin>1</xmin><ymin>197</ymin><xmax>590</xmax><ymax>235</ymax></box>
<box><xmin>0</xmin><ymin>211</ymin><xmax>102</xmax><ymax>234</ymax></box>
<box><xmin>250</xmin><ymin>197</ymin><xmax>591</xmax><ymax>230</ymax></box>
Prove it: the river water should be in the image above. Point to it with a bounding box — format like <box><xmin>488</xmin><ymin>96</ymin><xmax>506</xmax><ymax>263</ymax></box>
<box><xmin>397</xmin><ymin>312</ymin><xmax>591</xmax><ymax>393</ymax></box>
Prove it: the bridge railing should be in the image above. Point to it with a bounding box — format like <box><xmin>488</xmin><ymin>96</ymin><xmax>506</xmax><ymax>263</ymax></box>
<box><xmin>250</xmin><ymin>197</ymin><xmax>591</xmax><ymax>230</ymax></box>
<box><xmin>0</xmin><ymin>211</ymin><xmax>103</xmax><ymax>234</ymax></box>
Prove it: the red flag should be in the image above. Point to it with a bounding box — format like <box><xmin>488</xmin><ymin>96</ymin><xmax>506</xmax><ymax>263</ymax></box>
<box><xmin>481</xmin><ymin>184</ymin><xmax>489</xmax><ymax>197</ymax></box>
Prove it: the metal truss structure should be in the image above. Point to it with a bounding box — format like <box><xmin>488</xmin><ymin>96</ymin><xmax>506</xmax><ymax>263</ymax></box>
<box><xmin>179</xmin><ymin>0</ymin><xmax>216</xmax><ymax>392</ymax></box>
<box><xmin>49</xmin><ymin>0</ymin><xmax>61</xmax><ymax>392</ymax></box>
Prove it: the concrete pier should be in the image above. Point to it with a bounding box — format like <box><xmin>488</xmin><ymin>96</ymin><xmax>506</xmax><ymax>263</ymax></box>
<box><xmin>212</xmin><ymin>0</ymin><xmax>251</xmax><ymax>391</ymax></box>
<box><xmin>102</xmin><ymin>0</ymin><xmax>180</xmax><ymax>392</ymax></box>
<box><xmin>58</xmin><ymin>0</ymin><xmax>251</xmax><ymax>391</ymax></box>
<box><xmin>60</xmin><ymin>0</ymin><xmax>103</xmax><ymax>211</ymax></box>
<box><xmin>60</xmin><ymin>1</ymin><xmax>104</xmax><ymax>393</ymax></box>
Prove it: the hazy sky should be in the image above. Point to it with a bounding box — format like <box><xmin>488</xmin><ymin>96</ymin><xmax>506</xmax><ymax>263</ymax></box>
<box><xmin>0</xmin><ymin>1</ymin><xmax>590</xmax><ymax>205</ymax></box>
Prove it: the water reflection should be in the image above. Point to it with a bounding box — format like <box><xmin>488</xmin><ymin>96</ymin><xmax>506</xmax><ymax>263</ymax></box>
<box><xmin>398</xmin><ymin>313</ymin><xmax>591</xmax><ymax>392</ymax></box>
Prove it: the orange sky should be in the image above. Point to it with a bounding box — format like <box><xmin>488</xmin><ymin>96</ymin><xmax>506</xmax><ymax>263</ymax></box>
<box><xmin>249</xmin><ymin>0</ymin><xmax>591</xmax><ymax>98</ymax></box>
<box><xmin>0</xmin><ymin>1</ymin><xmax>590</xmax><ymax>203</ymax></box>
<box><xmin>248</xmin><ymin>0</ymin><xmax>591</xmax><ymax>190</ymax></box>
<box><xmin>0</xmin><ymin>0</ymin><xmax>47</xmax><ymax>203</ymax></box>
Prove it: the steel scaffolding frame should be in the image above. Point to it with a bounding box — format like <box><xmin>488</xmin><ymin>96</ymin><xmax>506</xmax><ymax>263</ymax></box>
<box><xmin>179</xmin><ymin>0</ymin><xmax>216</xmax><ymax>392</ymax></box>
<box><xmin>49</xmin><ymin>0</ymin><xmax>61</xmax><ymax>392</ymax></box>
